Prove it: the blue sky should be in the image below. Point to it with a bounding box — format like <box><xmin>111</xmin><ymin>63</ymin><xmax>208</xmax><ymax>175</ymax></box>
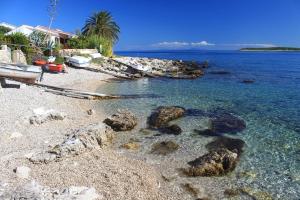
<box><xmin>1</xmin><ymin>0</ymin><xmax>300</xmax><ymax>50</ymax></box>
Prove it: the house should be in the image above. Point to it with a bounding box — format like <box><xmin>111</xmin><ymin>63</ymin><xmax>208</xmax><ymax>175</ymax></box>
<box><xmin>2</xmin><ymin>22</ymin><xmax>75</xmax><ymax>47</ymax></box>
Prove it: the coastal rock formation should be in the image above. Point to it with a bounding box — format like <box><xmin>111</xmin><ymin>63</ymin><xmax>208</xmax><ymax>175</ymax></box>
<box><xmin>209</xmin><ymin>70</ymin><xmax>231</xmax><ymax>75</ymax></box>
<box><xmin>104</xmin><ymin>110</ymin><xmax>137</xmax><ymax>131</ymax></box>
<box><xmin>150</xmin><ymin>141</ymin><xmax>179</xmax><ymax>155</ymax></box>
<box><xmin>0</xmin><ymin>181</ymin><xmax>99</xmax><ymax>200</ymax></box>
<box><xmin>206</xmin><ymin>137</ymin><xmax>245</xmax><ymax>156</ymax></box>
<box><xmin>209</xmin><ymin>113</ymin><xmax>246</xmax><ymax>134</ymax></box>
<box><xmin>184</xmin><ymin>148</ymin><xmax>238</xmax><ymax>177</ymax></box>
<box><xmin>30</xmin><ymin>123</ymin><xmax>114</xmax><ymax>164</ymax></box>
<box><xmin>148</xmin><ymin>106</ymin><xmax>185</xmax><ymax>128</ymax></box>
<box><xmin>160</xmin><ymin>124</ymin><xmax>182</xmax><ymax>135</ymax></box>
<box><xmin>29</xmin><ymin>107</ymin><xmax>66</xmax><ymax>125</ymax></box>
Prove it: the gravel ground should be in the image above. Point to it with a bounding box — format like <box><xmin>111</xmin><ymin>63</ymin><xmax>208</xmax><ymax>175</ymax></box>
<box><xmin>0</xmin><ymin>68</ymin><xmax>178</xmax><ymax>199</ymax></box>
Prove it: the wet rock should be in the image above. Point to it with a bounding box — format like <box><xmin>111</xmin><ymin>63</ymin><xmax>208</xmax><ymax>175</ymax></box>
<box><xmin>14</xmin><ymin>166</ymin><xmax>31</xmax><ymax>179</ymax></box>
<box><xmin>121</xmin><ymin>142</ymin><xmax>140</xmax><ymax>150</ymax></box>
<box><xmin>139</xmin><ymin>128</ymin><xmax>152</xmax><ymax>135</ymax></box>
<box><xmin>209</xmin><ymin>113</ymin><xmax>246</xmax><ymax>134</ymax></box>
<box><xmin>104</xmin><ymin>110</ymin><xmax>137</xmax><ymax>131</ymax></box>
<box><xmin>185</xmin><ymin>108</ymin><xmax>206</xmax><ymax>117</ymax></box>
<box><xmin>30</xmin><ymin>123</ymin><xmax>114</xmax><ymax>164</ymax></box>
<box><xmin>184</xmin><ymin>148</ymin><xmax>238</xmax><ymax>176</ymax></box>
<box><xmin>160</xmin><ymin>124</ymin><xmax>182</xmax><ymax>135</ymax></box>
<box><xmin>194</xmin><ymin>129</ymin><xmax>222</xmax><ymax>137</ymax></box>
<box><xmin>205</xmin><ymin>137</ymin><xmax>245</xmax><ymax>156</ymax></box>
<box><xmin>148</xmin><ymin>106</ymin><xmax>185</xmax><ymax>128</ymax></box>
<box><xmin>29</xmin><ymin>107</ymin><xmax>66</xmax><ymax>125</ymax></box>
<box><xmin>150</xmin><ymin>141</ymin><xmax>179</xmax><ymax>155</ymax></box>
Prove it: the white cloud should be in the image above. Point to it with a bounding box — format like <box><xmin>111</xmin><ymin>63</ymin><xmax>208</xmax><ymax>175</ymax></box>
<box><xmin>152</xmin><ymin>41</ymin><xmax>214</xmax><ymax>49</ymax></box>
<box><xmin>191</xmin><ymin>41</ymin><xmax>215</xmax><ymax>46</ymax></box>
<box><xmin>152</xmin><ymin>41</ymin><xmax>189</xmax><ymax>48</ymax></box>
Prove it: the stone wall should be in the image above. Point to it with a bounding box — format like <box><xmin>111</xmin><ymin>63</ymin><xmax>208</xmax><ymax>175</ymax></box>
<box><xmin>59</xmin><ymin>49</ymin><xmax>98</xmax><ymax>57</ymax></box>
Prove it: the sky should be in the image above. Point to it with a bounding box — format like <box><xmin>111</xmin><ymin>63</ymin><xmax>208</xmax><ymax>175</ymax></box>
<box><xmin>1</xmin><ymin>0</ymin><xmax>300</xmax><ymax>50</ymax></box>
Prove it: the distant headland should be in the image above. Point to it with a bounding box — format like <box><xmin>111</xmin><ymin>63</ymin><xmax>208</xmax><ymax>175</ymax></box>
<box><xmin>240</xmin><ymin>47</ymin><xmax>300</xmax><ymax>51</ymax></box>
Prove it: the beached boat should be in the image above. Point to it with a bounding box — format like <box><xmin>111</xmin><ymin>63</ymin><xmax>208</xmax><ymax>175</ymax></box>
<box><xmin>68</xmin><ymin>56</ymin><xmax>91</xmax><ymax>68</ymax></box>
<box><xmin>0</xmin><ymin>63</ymin><xmax>42</xmax><ymax>83</ymax></box>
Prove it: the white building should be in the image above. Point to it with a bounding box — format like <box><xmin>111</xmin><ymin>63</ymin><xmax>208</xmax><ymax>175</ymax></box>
<box><xmin>1</xmin><ymin>22</ymin><xmax>75</xmax><ymax>47</ymax></box>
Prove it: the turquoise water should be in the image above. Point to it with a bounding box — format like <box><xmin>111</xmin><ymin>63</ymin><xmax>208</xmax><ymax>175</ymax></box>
<box><xmin>97</xmin><ymin>50</ymin><xmax>300</xmax><ymax>199</ymax></box>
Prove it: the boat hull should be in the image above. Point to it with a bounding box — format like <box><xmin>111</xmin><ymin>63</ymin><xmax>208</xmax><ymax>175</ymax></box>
<box><xmin>0</xmin><ymin>65</ymin><xmax>42</xmax><ymax>83</ymax></box>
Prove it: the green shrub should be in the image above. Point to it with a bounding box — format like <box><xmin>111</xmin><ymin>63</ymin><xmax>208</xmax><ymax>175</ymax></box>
<box><xmin>29</xmin><ymin>30</ymin><xmax>47</xmax><ymax>47</ymax></box>
<box><xmin>67</xmin><ymin>35</ymin><xmax>113</xmax><ymax>57</ymax></box>
<box><xmin>0</xmin><ymin>26</ymin><xmax>11</xmax><ymax>35</ymax></box>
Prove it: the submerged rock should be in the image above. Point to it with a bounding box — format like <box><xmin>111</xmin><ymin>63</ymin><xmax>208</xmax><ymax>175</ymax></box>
<box><xmin>194</xmin><ymin>129</ymin><xmax>222</xmax><ymax>137</ymax></box>
<box><xmin>209</xmin><ymin>113</ymin><xmax>246</xmax><ymax>134</ymax></box>
<box><xmin>184</xmin><ymin>148</ymin><xmax>238</xmax><ymax>177</ymax></box>
<box><xmin>148</xmin><ymin>106</ymin><xmax>185</xmax><ymax>128</ymax></box>
<box><xmin>104</xmin><ymin>110</ymin><xmax>137</xmax><ymax>131</ymax></box>
<box><xmin>242</xmin><ymin>79</ymin><xmax>255</xmax><ymax>84</ymax></box>
<box><xmin>150</xmin><ymin>141</ymin><xmax>179</xmax><ymax>155</ymax></box>
<box><xmin>30</xmin><ymin>123</ymin><xmax>114</xmax><ymax>164</ymax></box>
<box><xmin>205</xmin><ymin>137</ymin><xmax>245</xmax><ymax>156</ymax></box>
<box><xmin>182</xmin><ymin>183</ymin><xmax>209</xmax><ymax>199</ymax></box>
<box><xmin>209</xmin><ymin>70</ymin><xmax>231</xmax><ymax>75</ymax></box>
<box><xmin>160</xmin><ymin>124</ymin><xmax>182</xmax><ymax>135</ymax></box>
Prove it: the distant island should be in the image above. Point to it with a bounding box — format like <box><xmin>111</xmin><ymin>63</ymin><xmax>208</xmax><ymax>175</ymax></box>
<box><xmin>240</xmin><ymin>47</ymin><xmax>300</xmax><ymax>51</ymax></box>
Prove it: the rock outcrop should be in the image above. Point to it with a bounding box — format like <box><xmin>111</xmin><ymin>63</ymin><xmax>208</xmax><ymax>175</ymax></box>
<box><xmin>184</xmin><ymin>148</ymin><xmax>238</xmax><ymax>176</ymax></box>
<box><xmin>148</xmin><ymin>106</ymin><xmax>185</xmax><ymax>128</ymax></box>
<box><xmin>29</xmin><ymin>123</ymin><xmax>114</xmax><ymax>164</ymax></box>
<box><xmin>104</xmin><ymin>110</ymin><xmax>137</xmax><ymax>131</ymax></box>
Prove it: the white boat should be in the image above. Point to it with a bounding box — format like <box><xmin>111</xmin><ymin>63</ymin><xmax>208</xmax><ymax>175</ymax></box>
<box><xmin>0</xmin><ymin>63</ymin><xmax>42</xmax><ymax>83</ymax></box>
<box><xmin>68</xmin><ymin>56</ymin><xmax>91</xmax><ymax>68</ymax></box>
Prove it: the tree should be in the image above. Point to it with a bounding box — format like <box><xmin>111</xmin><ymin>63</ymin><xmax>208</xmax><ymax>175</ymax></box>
<box><xmin>0</xmin><ymin>26</ymin><xmax>12</xmax><ymax>35</ymax></box>
<box><xmin>81</xmin><ymin>11</ymin><xmax>120</xmax><ymax>43</ymax></box>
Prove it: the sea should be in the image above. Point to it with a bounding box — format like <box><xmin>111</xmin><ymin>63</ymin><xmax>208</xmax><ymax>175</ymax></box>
<box><xmin>97</xmin><ymin>50</ymin><xmax>300</xmax><ymax>199</ymax></box>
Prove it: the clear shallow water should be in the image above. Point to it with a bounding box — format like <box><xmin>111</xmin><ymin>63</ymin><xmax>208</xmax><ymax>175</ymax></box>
<box><xmin>97</xmin><ymin>50</ymin><xmax>300</xmax><ymax>199</ymax></box>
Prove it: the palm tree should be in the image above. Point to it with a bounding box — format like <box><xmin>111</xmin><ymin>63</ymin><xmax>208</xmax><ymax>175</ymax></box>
<box><xmin>82</xmin><ymin>11</ymin><xmax>120</xmax><ymax>43</ymax></box>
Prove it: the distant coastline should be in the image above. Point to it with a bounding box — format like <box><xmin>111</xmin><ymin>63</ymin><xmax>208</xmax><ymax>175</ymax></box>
<box><xmin>240</xmin><ymin>47</ymin><xmax>300</xmax><ymax>52</ymax></box>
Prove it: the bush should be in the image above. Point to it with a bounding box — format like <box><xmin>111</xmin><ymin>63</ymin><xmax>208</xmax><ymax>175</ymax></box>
<box><xmin>29</xmin><ymin>30</ymin><xmax>47</xmax><ymax>47</ymax></box>
<box><xmin>0</xmin><ymin>26</ymin><xmax>11</xmax><ymax>35</ymax></box>
<box><xmin>67</xmin><ymin>35</ymin><xmax>113</xmax><ymax>57</ymax></box>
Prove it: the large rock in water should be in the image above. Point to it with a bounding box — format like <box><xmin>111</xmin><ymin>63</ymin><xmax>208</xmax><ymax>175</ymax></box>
<box><xmin>104</xmin><ymin>110</ymin><xmax>137</xmax><ymax>131</ymax></box>
<box><xmin>12</xmin><ymin>49</ymin><xmax>27</xmax><ymax>64</ymax></box>
<box><xmin>29</xmin><ymin>123</ymin><xmax>115</xmax><ymax>164</ymax></box>
<box><xmin>184</xmin><ymin>148</ymin><xmax>238</xmax><ymax>177</ymax></box>
<box><xmin>206</xmin><ymin>137</ymin><xmax>245</xmax><ymax>156</ymax></box>
<box><xmin>210</xmin><ymin>113</ymin><xmax>246</xmax><ymax>134</ymax></box>
<box><xmin>148</xmin><ymin>106</ymin><xmax>185</xmax><ymax>128</ymax></box>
